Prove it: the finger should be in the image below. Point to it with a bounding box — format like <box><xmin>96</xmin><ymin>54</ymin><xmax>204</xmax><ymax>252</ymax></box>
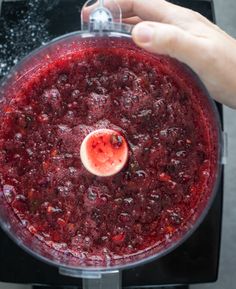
<box><xmin>132</xmin><ymin>21</ymin><xmax>204</xmax><ymax>66</ymax></box>
<box><xmin>123</xmin><ymin>16</ymin><xmax>142</xmax><ymax>25</ymax></box>
<box><xmin>115</xmin><ymin>0</ymin><xmax>207</xmax><ymax>24</ymax></box>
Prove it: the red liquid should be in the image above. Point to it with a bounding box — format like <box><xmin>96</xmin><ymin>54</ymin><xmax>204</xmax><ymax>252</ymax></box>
<box><xmin>0</xmin><ymin>40</ymin><xmax>218</xmax><ymax>263</ymax></box>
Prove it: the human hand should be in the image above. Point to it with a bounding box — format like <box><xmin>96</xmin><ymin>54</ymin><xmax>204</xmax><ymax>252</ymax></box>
<box><xmin>85</xmin><ymin>0</ymin><xmax>236</xmax><ymax>108</ymax></box>
<box><xmin>115</xmin><ymin>0</ymin><xmax>236</xmax><ymax>108</ymax></box>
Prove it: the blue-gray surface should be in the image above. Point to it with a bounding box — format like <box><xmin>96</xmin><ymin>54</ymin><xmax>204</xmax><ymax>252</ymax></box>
<box><xmin>0</xmin><ymin>0</ymin><xmax>236</xmax><ymax>289</ymax></box>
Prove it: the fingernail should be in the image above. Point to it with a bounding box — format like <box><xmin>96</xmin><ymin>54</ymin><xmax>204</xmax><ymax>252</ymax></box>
<box><xmin>133</xmin><ymin>24</ymin><xmax>154</xmax><ymax>44</ymax></box>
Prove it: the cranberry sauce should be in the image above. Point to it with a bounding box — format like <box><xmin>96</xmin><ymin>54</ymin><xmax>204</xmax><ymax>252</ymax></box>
<box><xmin>0</xmin><ymin>40</ymin><xmax>218</xmax><ymax>263</ymax></box>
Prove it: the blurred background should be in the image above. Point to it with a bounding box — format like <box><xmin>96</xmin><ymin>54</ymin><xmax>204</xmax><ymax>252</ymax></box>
<box><xmin>0</xmin><ymin>0</ymin><xmax>236</xmax><ymax>288</ymax></box>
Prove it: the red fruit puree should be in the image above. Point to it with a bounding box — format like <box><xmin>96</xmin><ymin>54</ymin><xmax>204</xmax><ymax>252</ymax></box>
<box><xmin>0</xmin><ymin>41</ymin><xmax>218</xmax><ymax>263</ymax></box>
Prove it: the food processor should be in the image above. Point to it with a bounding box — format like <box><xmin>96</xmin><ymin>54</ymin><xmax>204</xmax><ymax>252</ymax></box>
<box><xmin>0</xmin><ymin>1</ymin><xmax>224</xmax><ymax>289</ymax></box>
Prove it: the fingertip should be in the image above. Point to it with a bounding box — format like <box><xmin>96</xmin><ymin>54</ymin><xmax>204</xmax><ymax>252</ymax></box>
<box><xmin>132</xmin><ymin>23</ymin><xmax>154</xmax><ymax>45</ymax></box>
<box><xmin>132</xmin><ymin>21</ymin><xmax>195</xmax><ymax>60</ymax></box>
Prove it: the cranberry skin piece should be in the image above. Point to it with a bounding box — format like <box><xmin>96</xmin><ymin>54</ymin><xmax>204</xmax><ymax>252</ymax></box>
<box><xmin>112</xmin><ymin>233</ymin><xmax>126</xmax><ymax>244</ymax></box>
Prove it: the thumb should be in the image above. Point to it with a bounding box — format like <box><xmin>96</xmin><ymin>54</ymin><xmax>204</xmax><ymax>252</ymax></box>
<box><xmin>132</xmin><ymin>21</ymin><xmax>202</xmax><ymax>65</ymax></box>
